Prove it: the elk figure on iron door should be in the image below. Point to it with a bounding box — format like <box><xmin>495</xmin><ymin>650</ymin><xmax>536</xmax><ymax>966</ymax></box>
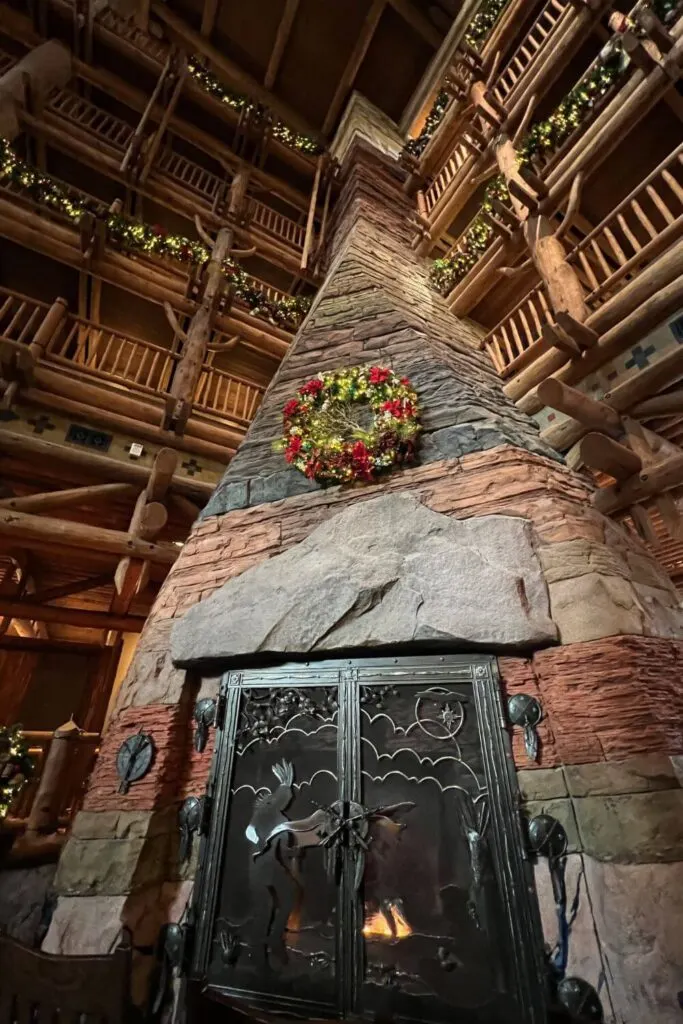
<box><xmin>190</xmin><ymin>656</ymin><xmax>547</xmax><ymax>1023</ymax></box>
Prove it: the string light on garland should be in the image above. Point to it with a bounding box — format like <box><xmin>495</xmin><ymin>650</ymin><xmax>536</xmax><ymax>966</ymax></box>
<box><xmin>429</xmin><ymin>44</ymin><xmax>629</xmax><ymax>295</ymax></box>
<box><xmin>275</xmin><ymin>365</ymin><xmax>421</xmax><ymax>484</ymax></box>
<box><xmin>405</xmin><ymin>90</ymin><xmax>451</xmax><ymax>159</ymax></box>
<box><xmin>0</xmin><ymin>137</ymin><xmax>312</xmax><ymax>330</ymax></box>
<box><xmin>187</xmin><ymin>58</ymin><xmax>321</xmax><ymax>156</ymax></box>
<box><xmin>0</xmin><ymin>725</ymin><xmax>33</xmax><ymax>821</ymax></box>
<box><xmin>464</xmin><ymin>0</ymin><xmax>512</xmax><ymax>49</ymax></box>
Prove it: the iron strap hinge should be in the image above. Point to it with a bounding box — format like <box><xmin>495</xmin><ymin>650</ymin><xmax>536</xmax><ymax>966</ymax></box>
<box><xmin>200</xmin><ymin>794</ymin><xmax>213</xmax><ymax>833</ymax></box>
<box><xmin>215</xmin><ymin>692</ymin><xmax>228</xmax><ymax>730</ymax></box>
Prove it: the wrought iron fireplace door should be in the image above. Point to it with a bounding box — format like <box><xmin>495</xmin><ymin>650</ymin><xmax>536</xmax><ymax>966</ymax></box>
<box><xmin>190</xmin><ymin>655</ymin><xmax>547</xmax><ymax>1024</ymax></box>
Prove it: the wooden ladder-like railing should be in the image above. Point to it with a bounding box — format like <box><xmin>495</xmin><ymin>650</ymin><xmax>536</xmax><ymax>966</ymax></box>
<box><xmin>493</xmin><ymin>0</ymin><xmax>572</xmax><ymax>109</ymax></box>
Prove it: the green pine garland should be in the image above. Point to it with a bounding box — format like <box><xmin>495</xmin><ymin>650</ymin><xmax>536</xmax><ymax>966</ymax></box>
<box><xmin>464</xmin><ymin>0</ymin><xmax>511</xmax><ymax>49</ymax></box>
<box><xmin>0</xmin><ymin>138</ymin><xmax>311</xmax><ymax>330</ymax></box>
<box><xmin>405</xmin><ymin>90</ymin><xmax>451</xmax><ymax>159</ymax></box>
<box><xmin>429</xmin><ymin>48</ymin><xmax>627</xmax><ymax>295</ymax></box>
<box><xmin>187</xmin><ymin>58</ymin><xmax>321</xmax><ymax>156</ymax></box>
<box><xmin>0</xmin><ymin>725</ymin><xmax>33</xmax><ymax>821</ymax></box>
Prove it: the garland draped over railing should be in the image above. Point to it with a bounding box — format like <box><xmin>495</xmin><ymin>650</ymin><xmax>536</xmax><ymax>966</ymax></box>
<box><xmin>0</xmin><ymin>725</ymin><xmax>33</xmax><ymax>821</ymax></box>
<box><xmin>0</xmin><ymin>138</ymin><xmax>311</xmax><ymax>330</ymax></box>
<box><xmin>430</xmin><ymin>46</ymin><xmax>628</xmax><ymax>294</ymax></box>
<box><xmin>404</xmin><ymin>0</ymin><xmax>512</xmax><ymax>159</ymax></box>
<box><xmin>187</xmin><ymin>58</ymin><xmax>322</xmax><ymax>156</ymax></box>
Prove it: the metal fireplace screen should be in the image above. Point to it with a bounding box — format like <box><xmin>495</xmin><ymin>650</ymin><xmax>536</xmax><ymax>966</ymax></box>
<box><xmin>191</xmin><ymin>655</ymin><xmax>547</xmax><ymax>1023</ymax></box>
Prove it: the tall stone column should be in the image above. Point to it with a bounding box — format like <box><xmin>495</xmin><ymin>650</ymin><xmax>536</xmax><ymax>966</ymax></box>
<box><xmin>45</xmin><ymin>95</ymin><xmax>683</xmax><ymax>1022</ymax></box>
<box><xmin>0</xmin><ymin>41</ymin><xmax>72</xmax><ymax>141</ymax></box>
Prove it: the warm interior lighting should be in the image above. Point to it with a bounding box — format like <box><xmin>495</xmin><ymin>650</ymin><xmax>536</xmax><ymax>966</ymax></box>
<box><xmin>362</xmin><ymin>902</ymin><xmax>412</xmax><ymax>941</ymax></box>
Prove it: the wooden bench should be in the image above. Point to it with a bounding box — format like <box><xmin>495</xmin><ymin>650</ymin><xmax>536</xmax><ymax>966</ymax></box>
<box><xmin>0</xmin><ymin>930</ymin><xmax>132</xmax><ymax>1023</ymax></box>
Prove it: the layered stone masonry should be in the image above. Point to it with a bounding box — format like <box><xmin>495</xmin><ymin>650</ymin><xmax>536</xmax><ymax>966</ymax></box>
<box><xmin>205</xmin><ymin>145</ymin><xmax>558</xmax><ymax>517</ymax></box>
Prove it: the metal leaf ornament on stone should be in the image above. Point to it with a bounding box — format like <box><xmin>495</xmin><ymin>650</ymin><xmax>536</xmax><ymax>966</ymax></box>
<box><xmin>178</xmin><ymin>795</ymin><xmax>204</xmax><ymax>864</ymax></box>
<box><xmin>193</xmin><ymin>697</ymin><xmax>217</xmax><ymax>753</ymax></box>
<box><xmin>115</xmin><ymin>731</ymin><xmax>155</xmax><ymax>794</ymax></box>
<box><xmin>507</xmin><ymin>693</ymin><xmax>542</xmax><ymax>762</ymax></box>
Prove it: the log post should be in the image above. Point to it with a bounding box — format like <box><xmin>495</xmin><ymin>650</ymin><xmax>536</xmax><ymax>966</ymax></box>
<box><xmin>164</xmin><ymin>167</ymin><xmax>250</xmax><ymax>432</ymax></box>
<box><xmin>25</xmin><ymin>719</ymin><xmax>81</xmax><ymax>836</ymax></box>
<box><xmin>29</xmin><ymin>297</ymin><xmax>68</xmax><ymax>361</ymax></box>
<box><xmin>112</xmin><ymin>448</ymin><xmax>177</xmax><ymax>614</ymax></box>
<box><xmin>0</xmin><ymin>41</ymin><xmax>72</xmax><ymax>141</ymax></box>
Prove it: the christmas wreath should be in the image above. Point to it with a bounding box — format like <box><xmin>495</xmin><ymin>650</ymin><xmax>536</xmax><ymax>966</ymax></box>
<box><xmin>276</xmin><ymin>365</ymin><xmax>421</xmax><ymax>483</ymax></box>
<box><xmin>0</xmin><ymin>724</ymin><xmax>33</xmax><ymax>821</ymax></box>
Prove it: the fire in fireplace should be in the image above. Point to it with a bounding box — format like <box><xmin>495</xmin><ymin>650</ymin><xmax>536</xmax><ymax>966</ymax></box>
<box><xmin>188</xmin><ymin>655</ymin><xmax>548</xmax><ymax>1023</ymax></box>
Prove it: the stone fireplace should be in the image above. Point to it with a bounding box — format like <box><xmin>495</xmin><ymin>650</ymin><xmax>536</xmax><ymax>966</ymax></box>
<box><xmin>44</xmin><ymin>96</ymin><xmax>683</xmax><ymax>1023</ymax></box>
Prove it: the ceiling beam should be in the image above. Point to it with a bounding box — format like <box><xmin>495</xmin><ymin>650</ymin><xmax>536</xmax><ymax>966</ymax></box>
<box><xmin>322</xmin><ymin>0</ymin><xmax>386</xmax><ymax>135</ymax></box>
<box><xmin>200</xmin><ymin>0</ymin><xmax>220</xmax><ymax>36</ymax></box>
<box><xmin>29</xmin><ymin>574</ymin><xmax>117</xmax><ymax>605</ymax></box>
<box><xmin>150</xmin><ymin>2</ymin><xmax>324</xmax><ymax>143</ymax></box>
<box><xmin>265</xmin><ymin>0</ymin><xmax>301</xmax><ymax>90</ymax></box>
<box><xmin>0</xmin><ymin>597</ymin><xmax>146</xmax><ymax>632</ymax></box>
<box><xmin>388</xmin><ymin>0</ymin><xmax>441</xmax><ymax>48</ymax></box>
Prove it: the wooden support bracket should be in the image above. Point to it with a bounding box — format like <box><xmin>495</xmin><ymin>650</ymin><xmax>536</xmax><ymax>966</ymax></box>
<box><xmin>579</xmin><ymin>432</ymin><xmax>643</xmax><ymax>480</ymax></box>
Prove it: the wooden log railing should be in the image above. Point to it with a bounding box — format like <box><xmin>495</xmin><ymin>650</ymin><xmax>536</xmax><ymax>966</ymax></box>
<box><xmin>481</xmin><ymin>142</ymin><xmax>683</xmax><ymax>377</ymax></box>
<box><xmin>44</xmin><ymin>314</ymin><xmax>179</xmax><ymax>397</ymax></box>
<box><xmin>423</xmin><ymin>142</ymin><xmax>471</xmax><ymax>214</ymax></box>
<box><xmin>0</xmin><ymin>286</ymin><xmax>265</xmax><ymax>426</ymax></box>
<box><xmin>155</xmin><ymin>150</ymin><xmax>306</xmax><ymax>252</ymax></box>
<box><xmin>47</xmin><ymin>89</ymin><xmax>134</xmax><ymax>153</ymax></box>
<box><xmin>194</xmin><ymin>364</ymin><xmax>265</xmax><ymax>423</ymax></box>
<box><xmin>566</xmin><ymin>142</ymin><xmax>683</xmax><ymax>305</ymax></box>
<box><xmin>0</xmin><ymin>289</ymin><xmax>50</xmax><ymax>346</ymax></box>
<box><xmin>5</xmin><ymin>728</ymin><xmax>100</xmax><ymax>834</ymax></box>
<box><xmin>492</xmin><ymin>0</ymin><xmax>573</xmax><ymax>110</ymax></box>
<box><xmin>96</xmin><ymin>4</ymin><xmax>169</xmax><ymax>64</ymax></box>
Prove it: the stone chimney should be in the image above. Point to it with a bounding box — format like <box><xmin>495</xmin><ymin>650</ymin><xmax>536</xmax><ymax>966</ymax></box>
<box><xmin>44</xmin><ymin>98</ymin><xmax>683</xmax><ymax>1024</ymax></box>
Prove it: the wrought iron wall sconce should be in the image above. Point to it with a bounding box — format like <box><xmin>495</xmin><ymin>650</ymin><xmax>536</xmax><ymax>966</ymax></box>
<box><xmin>507</xmin><ymin>693</ymin><xmax>542</xmax><ymax>761</ymax></box>
<box><xmin>557</xmin><ymin>976</ymin><xmax>604</xmax><ymax>1021</ymax></box>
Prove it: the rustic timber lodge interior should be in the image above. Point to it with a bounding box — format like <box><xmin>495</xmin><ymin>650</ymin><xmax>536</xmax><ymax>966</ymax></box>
<box><xmin>0</xmin><ymin>0</ymin><xmax>683</xmax><ymax>1020</ymax></box>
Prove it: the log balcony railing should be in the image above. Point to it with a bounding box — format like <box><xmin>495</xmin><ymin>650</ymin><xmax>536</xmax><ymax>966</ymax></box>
<box><xmin>4</xmin><ymin>728</ymin><xmax>100</xmax><ymax>835</ymax></box>
<box><xmin>481</xmin><ymin>141</ymin><xmax>683</xmax><ymax>378</ymax></box>
<box><xmin>0</xmin><ymin>287</ymin><xmax>266</xmax><ymax>426</ymax></box>
<box><xmin>4</xmin><ymin>72</ymin><xmax>307</xmax><ymax>264</ymax></box>
<box><xmin>492</xmin><ymin>0</ymin><xmax>574</xmax><ymax>111</ymax></box>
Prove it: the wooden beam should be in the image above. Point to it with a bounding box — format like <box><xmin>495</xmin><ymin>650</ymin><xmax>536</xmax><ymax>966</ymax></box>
<box><xmin>537</xmin><ymin>379</ymin><xmax>622</xmax><ymax>435</ymax></box>
<box><xmin>200</xmin><ymin>0</ymin><xmax>220</xmax><ymax>36</ymax></box>
<box><xmin>594</xmin><ymin>453</ymin><xmax>683</xmax><ymax>515</ymax></box>
<box><xmin>0</xmin><ymin>483</ymin><xmax>137</xmax><ymax>513</ymax></box>
<box><xmin>0</xmin><ymin>598</ymin><xmax>146</xmax><ymax>632</ymax></box>
<box><xmin>0</xmin><ymin>431</ymin><xmax>214</xmax><ymax>502</ymax></box>
<box><xmin>29</xmin><ymin>573</ymin><xmax>114</xmax><ymax>605</ymax></box>
<box><xmin>169</xmin><ymin>492</ymin><xmax>201</xmax><ymax>523</ymax></box>
<box><xmin>387</xmin><ymin>0</ymin><xmax>441</xmax><ymax>48</ymax></box>
<box><xmin>150</xmin><ymin>2</ymin><xmax>323</xmax><ymax>142</ymax></box>
<box><xmin>579</xmin><ymin>433</ymin><xmax>643</xmax><ymax>480</ymax></box>
<box><xmin>264</xmin><ymin>0</ymin><xmax>300</xmax><ymax>89</ymax></box>
<box><xmin>301</xmin><ymin>155</ymin><xmax>323</xmax><ymax>270</ymax></box>
<box><xmin>0</xmin><ymin>508</ymin><xmax>179</xmax><ymax>565</ymax></box>
<box><xmin>322</xmin><ymin>0</ymin><xmax>386</xmax><ymax>135</ymax></box>
<box><xmin>632</xmin><ymin>389</ymin><xmax>683</xmax><ymax>418</ymax></box>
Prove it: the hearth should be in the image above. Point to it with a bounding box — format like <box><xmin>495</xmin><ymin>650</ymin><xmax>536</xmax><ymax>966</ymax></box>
<box><xmin>189</xmin><ymin>655</ymin><xmax>547</xmax><ymax>1023</ymax></box>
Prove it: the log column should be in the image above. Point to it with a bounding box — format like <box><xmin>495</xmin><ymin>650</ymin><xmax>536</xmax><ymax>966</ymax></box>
<box><xmin>164</xmin><ymin>167</ymin><xmax>250</xmax><ymax>432</ymax></box>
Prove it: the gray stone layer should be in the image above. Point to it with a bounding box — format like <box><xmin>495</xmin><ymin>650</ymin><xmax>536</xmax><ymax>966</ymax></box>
<box><xmin>173</xmin><ymin>493</ymin><xmax>557</xmax><ymax>665</ymax></box>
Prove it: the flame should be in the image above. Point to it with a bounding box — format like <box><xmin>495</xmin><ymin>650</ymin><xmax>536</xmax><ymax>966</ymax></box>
<box><xmin>362</xmin><ymin>902</ymin><xmax>412</xmax><ymax>941</ymax></box>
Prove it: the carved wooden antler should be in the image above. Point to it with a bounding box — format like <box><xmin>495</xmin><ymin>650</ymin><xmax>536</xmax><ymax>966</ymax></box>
<box><xmin>194</xmin><ymin>214</ymin><xmax>215</xmax><ymax>248</ymax></box>
<box><xmin>554</xmin><ymin>172</ymin><xmax>585</xmax><ymax>240</ymax></box>
<box><xmin>207</xmin><ymin>334</ymin><xmax>240</xmax><ymax>352</ymax></box>
<box><xmin>163</xmin><ymin>301</ymin><xmax>188</xmax><ymax>342</ymax></box>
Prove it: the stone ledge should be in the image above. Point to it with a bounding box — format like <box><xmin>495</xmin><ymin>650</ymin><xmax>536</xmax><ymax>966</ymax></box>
<box><xmin>564</xmin><ymin>755</ymin><xmax>681</xmax><ymax>797</ymax></box>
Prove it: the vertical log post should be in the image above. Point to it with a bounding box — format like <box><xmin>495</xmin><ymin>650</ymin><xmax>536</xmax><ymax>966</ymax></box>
<box><xmin>164</xmin><ymin>167</ymin><xmax>250</xmax><ymax>432</ymax></box>
<box><xmin>25</xmin><ymin>719</ymin><xmax>81</xmax><ymax>836</ymax></box>
<box><xmin>0</xmin><ymin>41</ymin><xmax>72</xmax><ymax>141</ymax></box>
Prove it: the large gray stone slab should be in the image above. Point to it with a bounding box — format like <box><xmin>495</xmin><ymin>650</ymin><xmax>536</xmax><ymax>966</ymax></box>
<box><xmin>173</xmin><ymin>493</ymin><xmax>557</xmax><ymax>665</ymax></box>
<box><xmin>584</xmin><ymin>858</ymin><xmax>683</xmax><ymax>1024</ymax></box>
<box><xmin>0</xmin><ymin>864</ymin><xmax>56</xmax><ymax>946</ymax></box>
